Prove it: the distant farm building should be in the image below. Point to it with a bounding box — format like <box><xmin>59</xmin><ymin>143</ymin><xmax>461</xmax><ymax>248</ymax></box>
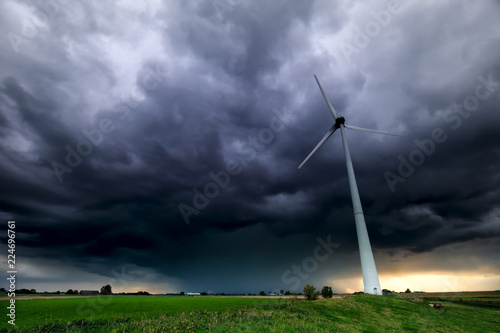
<box><xmin>80</xmin><ymin>290</ymin><xmax>99</xmax><ymax>295</ymax></box>
<box><xmin>185</xmin><ymin>292</ymin><xmax>201</xmax><ymax>296</ymax></box>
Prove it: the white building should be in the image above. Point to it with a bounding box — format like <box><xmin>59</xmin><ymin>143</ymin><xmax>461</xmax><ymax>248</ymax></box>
<box><xmin>185</xmin><ymin>292</ymin><xmax>201</xmax><ymax>296</ymax></box>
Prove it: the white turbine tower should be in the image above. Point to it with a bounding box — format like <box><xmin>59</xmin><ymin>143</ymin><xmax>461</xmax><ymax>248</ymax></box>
<box><xmin>298</xmin><ymin>75</ymin><xmax>403</xmax><ymax>295</ymax></box>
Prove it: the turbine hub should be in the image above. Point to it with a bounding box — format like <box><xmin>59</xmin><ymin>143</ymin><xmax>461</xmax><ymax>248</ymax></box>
<box><xmin>334</xmin><ymin>116</ymin><xmax>345</xmax><ymax>129</ymax></box>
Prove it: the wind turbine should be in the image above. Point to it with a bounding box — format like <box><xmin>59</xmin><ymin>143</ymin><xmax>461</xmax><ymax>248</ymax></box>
<box><xmin>298</xmin><ymin>75</ymin><xmax>403</xmax><ymax>295</ymax></box>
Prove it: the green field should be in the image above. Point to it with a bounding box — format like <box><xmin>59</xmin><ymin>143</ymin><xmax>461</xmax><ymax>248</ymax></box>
<box><xmin>1</xmin><ymin>294</ymin><xmax>499</xmax><ymax>332</ymax></box>
<box><xmin>1</xmin><ymin>296</ymin><xmax>284</xmax><ymax>329</ymax></box>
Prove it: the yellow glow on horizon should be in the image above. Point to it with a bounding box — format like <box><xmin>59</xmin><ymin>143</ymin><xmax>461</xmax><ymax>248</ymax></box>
<box><xmin>380</xmin><ymin>274</ymin><xmax>500</xmax><ymax>292</ymax></box>
<box><xmin>113</xmin><ymin>285</ymin><xmax>170</xmax><ymax>294</ymax></box>
<box><xmin>328</xmin><ymin>273</ymin><xmax>499</xmax><ymax>293</ymax></box>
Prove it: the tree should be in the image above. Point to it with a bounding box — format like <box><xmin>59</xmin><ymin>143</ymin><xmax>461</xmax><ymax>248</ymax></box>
<box><xmin>66</xmin><ymin>289</ymin><xmax>73</xmax><ymax>294</ymax></box>
<box><xmin>100</xmin><ymin>284</ymin><xmax>112</xmax><ymax>295</ymax></box>
<box><xmin>73</xmin><ymin>290</ymin><xmax>79</xmax><ymax>294</ymax></box>
<box><xmin>280</xmin><ymin>289</ymin><xmax>284</xmax><ymax>295</ymax></box>
<box><xmin>405</xmin><ymin>288</ymin><xmax>412</xmax><ymax>293</ymax></box>
<box><xmin>180</xmin><ymin>291</ymin><xmax>185</xmax><ymax>296</ymax></box>
<box><xmin>303</xmin><ymin>284</ymin><xmax>319</xmax><ymax>301</ymax></box>
<box><xmin>259</xmin><ymin>291</ymin><xmax>266</xmax><ymax>296</ymax></box>
<box><xmin>321</xmin><ymin>286</ymin><xmax>333</xmax><ymax>298</ymax></box>
<box><xmin>382</xmin><ymin>288</ymin><xmax>395</xmax><ymax>295</ymax></box>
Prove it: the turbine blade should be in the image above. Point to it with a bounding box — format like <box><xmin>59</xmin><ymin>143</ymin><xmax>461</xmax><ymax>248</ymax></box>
<box><xmin>344</xmin><ymin>124</ymin><xmax>404</xmax><ymax>137</ymax></box>
<box><xmin>298</xmin><ymin>126</ymin><xmax>337</xmax><ymax>169</ymax></box>
<box><xmin>314</xmin><ymin>75</ymin><xmax>339</xmax><ymax>119</ymax></box>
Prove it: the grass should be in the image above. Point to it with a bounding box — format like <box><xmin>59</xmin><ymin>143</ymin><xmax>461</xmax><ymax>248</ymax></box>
<box><xmin>1</xmin><ymin>295</ymin><xmax>499</xmax><ymax>332</ymax></box>
<box><xmin>0</xmin><ymin>296</ymin><xmax>284</xmax><ymax>329</ymax></box>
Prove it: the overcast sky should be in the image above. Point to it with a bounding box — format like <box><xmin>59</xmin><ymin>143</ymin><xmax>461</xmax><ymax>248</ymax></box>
<box><xmin>1</xmin><ymin>0</ymin><xmax>499</xmax><ymax>294</ymax></box>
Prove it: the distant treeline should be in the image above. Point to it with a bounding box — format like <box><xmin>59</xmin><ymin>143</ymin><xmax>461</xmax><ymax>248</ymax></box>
<box><xmin>0</xmin><ymin>288</ymin><xmax>37</xmax><ymax>294</ymax></box>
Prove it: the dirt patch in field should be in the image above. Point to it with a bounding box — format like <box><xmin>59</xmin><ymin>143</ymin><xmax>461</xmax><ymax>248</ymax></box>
<box><xmin>214</xmin><ymin>296</ymin><xmax>306</xmax><ymax>299</ymax></box>
<box><xmin>0</xmin><ymin>295</ymin><xmax>344</xmax><ymax>301</ymax></box>
<box><xmin>215</xmin><ymin>296</ymin><xmax>343</xmax><ymax>299</ymax></box>
<box><xmin>0</xmin><ymin>296</ymin><xmax>100</xmax><ymax>301</ymax></box>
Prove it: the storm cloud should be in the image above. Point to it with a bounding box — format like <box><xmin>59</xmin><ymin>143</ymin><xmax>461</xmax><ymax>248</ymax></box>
<box><xmin>1</xmin><ymin>0</ymin><xmax>499</xmax><ymax>294</ymax></box>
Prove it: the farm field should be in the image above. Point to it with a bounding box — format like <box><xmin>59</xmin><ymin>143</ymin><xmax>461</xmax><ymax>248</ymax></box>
<box><xmin>1</xmin><ymin>294</ymin><xmax>500</xmax><ymax>332</ymax></box>
<box><xmin>399</xmin><ymin>291</ymin><xmax>500</xmax><ymax>308</ymax></box>
<box><xmin>0</xmin><ymin>295</ymin><xmax>285</xmax><ymax>330</ymax></box>
<box><xmin>400</xmin><ymin>291</ymin><xmax>500</xmax><ymax>299</ymax></box>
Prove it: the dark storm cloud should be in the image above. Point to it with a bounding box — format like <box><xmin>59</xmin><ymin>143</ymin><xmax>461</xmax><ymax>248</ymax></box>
<box><xmin>1</xmin><ymin>0</ymin><xmax>499</xmax><ymax>293</ymax></box>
